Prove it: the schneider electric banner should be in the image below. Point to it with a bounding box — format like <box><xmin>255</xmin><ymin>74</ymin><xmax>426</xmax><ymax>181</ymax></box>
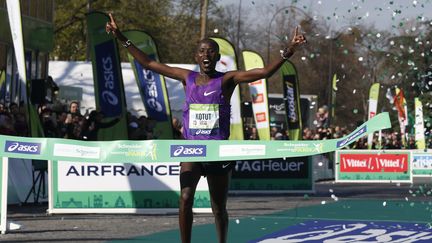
<box><xmin>231</xmin><ymin>157</ymin><xmax>313</xmax><ymax>193</ymax></box>
<box><xmin>50</xmin><ymin>161</ymin><xmax>210</xmax><ymax>213</ymax></box>
<box><xmin>335</xmin><ymin>150</ymin><xmax>411</xmax><ymax>183</ymax></box>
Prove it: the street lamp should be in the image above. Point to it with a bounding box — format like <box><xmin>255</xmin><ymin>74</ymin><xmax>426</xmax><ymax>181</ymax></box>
<box><xmin>266</xmin><ymin>6</ymin><xmax>312</xmax><ymax>63</ymax></box>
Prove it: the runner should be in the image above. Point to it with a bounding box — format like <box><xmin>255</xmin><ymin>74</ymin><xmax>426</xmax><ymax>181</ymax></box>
<box><xmin>106</xmin><ymin>13</ymin><xmax>306</xmax><ymax>243</ymax></box>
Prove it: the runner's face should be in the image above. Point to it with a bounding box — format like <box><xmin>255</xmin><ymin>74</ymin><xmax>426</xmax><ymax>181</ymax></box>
<box><xmin>195</xmin><ymin>41</ymin><xmax>219</xmax><ymax>74</ymax></box>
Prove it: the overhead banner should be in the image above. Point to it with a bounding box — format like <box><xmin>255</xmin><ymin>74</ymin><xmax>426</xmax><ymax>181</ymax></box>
<box><xmin>123</xmin><ymin>30</ymin><xmax>173</xmax><ymax>139</ymax></box>
<box><xmin>367</xmin><ymin>83</ymin><xmax>380</xmax><ymax>148</ymax></box>
<box><xmin>335</xmin><ymin>150</ymin><xmax>411</xmax><ymax>183</ymax></box>
<box><xmin>86</xmin><ymin>11</ymin><xmax>128</xmax><ymax>140</ymax></box>
<box><xmin>211</xmin><ymin>37</ymin><xmax>244</xmax><ymax>140</ymax></box>
<box><xmin>49</xmin><ymin>161</ymin><xmax>210</xmax><ymax>213</ymax></box>
<box><xmin>281</xmin><ymin>61</ymin><xmax>302</xmax><ymax>140</ymax></box>
<box><xmin>242</xmin><ymin>50</ymin><xmax>270</xmax><ymax>140</ymax></box>
<box><xmin>0</xmin><ymin>112</ymin><xmax>391</xmax><ymax>163</ymax></box>
<box><xmin>414</xmin><ymin>98</ymin><xmax>426</xmax><ymax>149</ymax></box>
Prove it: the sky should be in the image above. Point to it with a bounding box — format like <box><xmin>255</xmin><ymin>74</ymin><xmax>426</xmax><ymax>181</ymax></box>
<box><xmin>219</xmin><ymin>0</ymin><xmax>432</xmax><ymax>32</ymax></box>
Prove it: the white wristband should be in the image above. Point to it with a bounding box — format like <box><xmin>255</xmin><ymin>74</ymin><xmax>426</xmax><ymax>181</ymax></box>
<box><xmin>122</xmin><ymin>40</ymin><xmax>132</xmax><ymax>48</ymax></box>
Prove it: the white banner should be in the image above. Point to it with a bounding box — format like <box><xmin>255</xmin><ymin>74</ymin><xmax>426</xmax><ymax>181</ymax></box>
<box><xmin>57</xmin><ymin>161</ymin><xmax>209</xmax><ymax>192</ymax></box>
<box><xmin>6</xmin><ymin>0</ymin><xmax>27</xmax><ymax>101</ymax></box>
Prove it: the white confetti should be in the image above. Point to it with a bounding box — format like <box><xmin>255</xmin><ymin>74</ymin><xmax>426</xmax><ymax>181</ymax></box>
<box><xmin>383</xmin><ymin>201</ymin><xmax>387</xmax><ymax>207</ymax></box>
<box><xmin>358</xmin><ymin>57</ymin><xmax>363</xmax><ymax>61</ymax></box>
<box><xmin>235</xmin><ymin>219</ymin><xmax>240</xmax><ymax>224</ymax></box>
<box><xmin>321</xmin><ymin>201</ymin><xmax>326</xmax><ymax>205</ymax></box>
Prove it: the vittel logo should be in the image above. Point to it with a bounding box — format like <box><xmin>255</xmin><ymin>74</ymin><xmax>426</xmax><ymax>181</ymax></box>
<box><xmin>5</xmin><ymin>141</ymin><xmax>41</xmax><ymax>155</ymax></box>
<box><xmin>170</xmin><ymin>145</ymin><xmax>207</xmax><ymax>157</ymax></box>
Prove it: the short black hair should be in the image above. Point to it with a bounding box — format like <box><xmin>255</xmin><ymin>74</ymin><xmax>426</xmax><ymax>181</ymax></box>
<box><xmin>196</xmin><ymin>38</ymin><xmax>219</xmax><ymax>52</ymax></box>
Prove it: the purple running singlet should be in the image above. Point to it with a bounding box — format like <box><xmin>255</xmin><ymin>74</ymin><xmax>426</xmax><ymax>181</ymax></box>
<box><xmin>182</xmin><ymin>71</ymin><xmax>231</xmax><ymax>140</ymax></box>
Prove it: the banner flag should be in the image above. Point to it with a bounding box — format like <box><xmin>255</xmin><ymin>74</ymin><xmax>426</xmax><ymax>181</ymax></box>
<box><xmin>0</xmin><ymin>112</ymin><xmax>391</xmax><ymax>162</ymax></box>
<box><xmin>242</xmin><ymin>50</ymin><xmax>270</xmax><ymax>140</ymax></box>
<box><xmin>6</xmin><ymin>0</ymin><xmax>43</xmax><ymax>137</ymax></box>
<box><xmin>0</xmin><ymin>70</ymin><xmax>5</xmax><ymax>101</ymax></box>
<box><xmin>394</xmin><ymin>88</ymin><xmax>408</xmax><ymax>146</ymax></box>
<box><xmin>86</xmin><ymin>12</ymin><xmax>128</xmax><ymax>140</ymax></box>
<box><xmin>210</xmin><ymin>37</ymin><xmax>244</xmax><ymax>140</ymax></box>
<box><xmin>6</xmin><ymin>0</ymin><xmax>27</xmax><ymax>101</ymax></box>
<box><xmin>280</xmin><ymin>61</ymin><xmax>302</xmax><ymax>140</ymax></box>
<box><xmin>414</xmin><ymin>97</ymin><xmax>426</xmax><ymax>149</ymax></box>
<box><xmin>331</xmin><ymin>73</ymin><xmax>338</xmax><ymax>119</ymax></box>
<box><xmin>123</xmin><ymin>30</ymin><xmax>173</xmax><ymax>139</ymax></box>
<box><xmin>367</xmin><ymin>83</ymin><xmax>380</xmax><ymax>148</ymax></box>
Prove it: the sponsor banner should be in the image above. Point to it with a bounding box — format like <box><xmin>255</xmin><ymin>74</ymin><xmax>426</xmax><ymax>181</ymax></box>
<box><xmin>281</xmin><ymin>61</ymin><xmax>302</xmax><ymax>140</ymax></box>
<box><xmin>367</xmin><ymin>83</ymin><xmax>380</xmax><ymax>148</ymax></box>
<box><xmin>414</xmin><ymin>98</ymin><xmax>426</xmax><ymax>149</ymax></box>
<box><xmin>231</xmin><ymin>156</ymin><xmax>311</xmax><ymax>192</ymax></box>
<box><xmin>52</xmin><ymin>160</ymin><xmax>210</xmax><ymax>211</ymax></box>
<box><xmin>123</xmin><ymin>30</ymin><xmax>173</xmax><ymax>138</ymax></box>
<box><xmin>86</xmin><ymin>11</ymin><xmax>128</xmax><ymax>140</ymax></box>
<box><xmin>0</xmin><ymin>112</ymin><xmax>391</xmax><ymax>163</ymax></box>
<box><xmin>242</xmin><ymin>50</ymin><xmax>270</xmax><ymax>140</ymax></box>
<box><xmin>211</xmin><ymin>37</ymin><xmax>244</xmax><ymax>140</ymax></box>
<box><xmin>394</xmin><ymin>88</ymin><xmax>408</xmax><ymax>146</ymax></box>
<box><xmin>331</xmin><ymin>73</ymin><xmax>338</xmax><ymax>118</ymax></box>
<box><xmin>252</xmin><ymin>220</ymin><xmax>432</xmax><ymax>243</ymax></box>
<box><xmin>219</xmin><ymin>145</ymin><xmax>265</xmax><ymax>157</ymax></box>
<box><xmin>336</xmin><ymin>150</ymin><xmax>411</xmax><ymax>183</ymax></box>
<box><xmin>233</xmin><ymin>157</ymin><xmax>309</xmax><ymax>179</ymax></box>
<box><xmin>336</xmin><ymin>126</ymin><xmax>367</xmax><ymax>148</ymax></box>
<box><xmin>56</xmin><ymin>162</ymin><xmax>207</xmax><ymax>192</ymax></box>
<box><xmin>412</xmin><ymin>151</ymin><xmax>432</xmax><ymax>176</ymax></box>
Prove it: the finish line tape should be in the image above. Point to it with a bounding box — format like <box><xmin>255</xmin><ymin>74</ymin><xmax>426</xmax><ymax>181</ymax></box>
<box><xmin>0</xmin><ymin>113</ymin><xmax>391</xmax><ymax>163</ymax></box>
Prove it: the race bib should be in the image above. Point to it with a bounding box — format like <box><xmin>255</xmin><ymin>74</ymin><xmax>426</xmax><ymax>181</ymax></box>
<box><xmin>189</xmin><ymin>104</ymin><xmax>219</xmax><ymax>136</ymax></box>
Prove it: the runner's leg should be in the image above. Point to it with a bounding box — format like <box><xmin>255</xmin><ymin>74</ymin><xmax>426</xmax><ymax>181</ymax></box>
<box><xmin>207</xmin><ymin>171</ymin><xmax>232</xmax><ymax>243</ymax></box>
<box><xmin>179</xmin><ymin>162</ymin><xmax>202</xmax><ymax>243</ymax></box>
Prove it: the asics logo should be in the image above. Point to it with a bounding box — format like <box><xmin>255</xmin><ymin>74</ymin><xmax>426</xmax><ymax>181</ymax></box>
<box><xmin>170</xmin><ymin>145</ymin><xmax>207</xmax><ymax>157</ymax></box>
<box><xmin>204</xmin><ymin>90</ymin><xmax>216</xmax><ymax>96</ymax></box>
<box><xmin>5</xmin><ymin>141</ymin><xmax>41</xmax><ymax>155</ymax></box>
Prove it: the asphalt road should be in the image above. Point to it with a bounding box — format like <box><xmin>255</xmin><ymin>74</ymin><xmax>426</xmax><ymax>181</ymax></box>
<box><xmin>0</xmin><ymin>177</ymin><xmax>429</xmax><ymax>243</ymax></box>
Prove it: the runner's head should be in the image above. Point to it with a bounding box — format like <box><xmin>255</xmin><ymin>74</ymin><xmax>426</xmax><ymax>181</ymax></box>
<box><xmin>195</xmin><ymin>38</ymin><xmax>220</xmax><ymax>75</ymax></box>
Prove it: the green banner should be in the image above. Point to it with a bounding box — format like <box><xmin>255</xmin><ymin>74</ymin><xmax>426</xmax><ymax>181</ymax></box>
<box><xmin>123</xmin><ymin>30</ymin><xmax>173</xmax><ymax>139</ymax></box>
<box><xmin>86</xmin><ymin>11</ymin><xmax>128</xmax><ymax>140</ymax></box>
<box><xmin>367</xmin><ymin>83</ymin><xmax>380</xmax><ymax>149</ymax></box>
<box><xmin>242</xmin><ymin>50</ymin><xmax>271</xmax><ymax>140</ymax></box>
<box><xmin>210</xmin><ymin>37</ymin><xmax>244</xmax><ymax>140</ymax></box>
<box><xmin>280</xmin><ymin>61</ymin><xmax>302</xmax><ymax>140</ymax></box>
<box><xmin>331</xmin><ymin>73</ymin><xmax>337</xmax><ymax>119</ymax></box>
<box><xmin>51</xmin><ymin>161</ymin><xmax>210</xmax><ymax>211</ymax></box>
<box><xmin>0</xmin><ymin>112</ymin><xmax>391</xmax><ymax>163</ymax></box>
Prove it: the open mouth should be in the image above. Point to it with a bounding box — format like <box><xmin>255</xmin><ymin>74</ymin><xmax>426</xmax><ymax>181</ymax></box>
<box><xmin>202</xmin><ymin>59</ymin><xmax>211</xmax><ymax>68</ymax></box>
